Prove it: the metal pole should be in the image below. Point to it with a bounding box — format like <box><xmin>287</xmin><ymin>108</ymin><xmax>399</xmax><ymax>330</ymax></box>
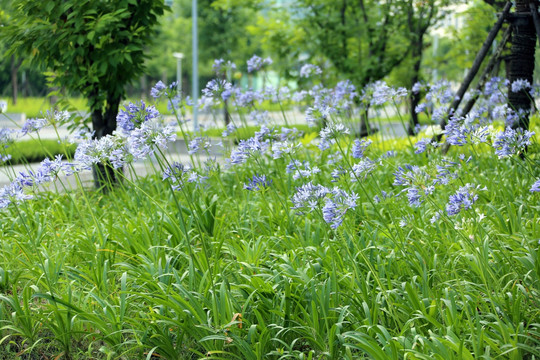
<box><xmin>176</xmin><ymin>58</ymin><xmax>181</xmax><ymax>97</ymax></box>
<box><xmin>179</xmin><ymin>58</ymin><xmax>182</xmax><ymax>99</ymax></box>
<box><xmin>192</xmin><ymin>0</ymin><xmax>198</xmax><ymax>131</ymax></box>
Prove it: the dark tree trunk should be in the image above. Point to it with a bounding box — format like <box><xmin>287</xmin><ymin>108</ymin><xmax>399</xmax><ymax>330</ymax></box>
<box><xmin>10</xmin><ymin>56</ymin><xmax>21</xmax><ymax>105</ymax></box>
<box><xmin>408</xmin><ymin>35</ymin><xmax>424</xmax><ymax>136</ymax></box>
<box><xmin>359</xmin><ymin>106</ymin><xmax>371</xmax><ymax>138</ymax></box>
<box><xmin>224</xmin><ymin>98</ymin><xmax>230</xmax><ymax>126</ymax></box>
<box><xmin>507</xmin><ymin>0</ymin><xmax>536</xmax><ymax>130</ymax></box>
<box><xmin>91</xmin><ymin>94</ymin><xmax>122</xmax><ymax>191</ymax></box>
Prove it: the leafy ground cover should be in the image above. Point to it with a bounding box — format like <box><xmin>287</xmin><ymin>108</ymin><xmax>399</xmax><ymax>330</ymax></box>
<box><xmin>0</xmin><ymin>65</ymin><xmax>539</xmax><ymax>359</ymax></box>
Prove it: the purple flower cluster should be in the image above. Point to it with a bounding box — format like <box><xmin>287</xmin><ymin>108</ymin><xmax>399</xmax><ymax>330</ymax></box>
<box><xmin>446</xmin><ymin>183</ymin><xmax>481</xmax><ymax>216</ymax></box>
<box><xmin>299</xmin><ymin>64</ymin><xmax>322</xmax><ymax>78</ymax></box>
<box><xmin>369</xmin><ymin>81</ymin><xmax>407</xmax><ymax>106</ymax></box>
<box><xmin>188</xmin><ymin>136</ymin><xmax>211</xmax><ymax>155</ymax></box>
<box><xmin>351</xmin><ymin>139</ymin><xmax>372</xmax><ymax>158</ymax></box>
<box><xmin>243</xmin><ymin>174</ymin><xmax>272</xmax><ymax>191</ymax></box>
<box><xmin>212</xmin><ymin>59</ymin><xmax>237</xmax><ymax>75</ymax></box>
<box><xmin>393</xmin><ymin>165</ymin><xmax>432</xmax><ymax>207</ymax></box>
<box><xmin>350</xmin><ymin>158</ymin><xmax>376</xmax><ymax>181</ymax></box>
<box><xmin>511</xmin><ymin>79</ymin><xmax>531</xmax><ymax>93</ymax></box>
<box><xmin>291</xmin><ymin>181</ymin><xmax>357</xmax><ymax>228</ymax></box>
<box><xmin>247</xmin><ymin>55</ymin><xmax>273</xmax><ymax>73</ymax></box>
<box><xmin>530</xmin><ymin>179</ymin><xmax>540</xmax><ymax>192</ymax></box>
<box><xmin>163</xmin><ymin>162</ymin><xmax>206</xmax><ymax>191</ymax></box>
<box><xmin>229</xmin><ymin>128</ymin><xmax>270</xmax><ymax>165</ymax></box>
<box><xmin>322</xmin><ymin>188</ymin><xmax>358</xmax><ymax>229</ymax></box>
<box><xmin>286</xmin><ymin>160</ymin><xmax>321</xmax><ymax>180</ymax></box>
<box><xmin>117</xmin><ymin>101</ymin><xmax>160</xmax><ymax>134</ymax></box>
<box><xmin>492</xmin><ymin>128</ymin><xmax>535</xmax><ymax>158</ymax></box>
<box><xmin>202</xmin><ymin>79</ymin><xmax>233</xmax><ymax>102</ymax></box>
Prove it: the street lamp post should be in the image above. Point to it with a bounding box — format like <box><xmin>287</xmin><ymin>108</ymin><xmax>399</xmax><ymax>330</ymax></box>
<box><xmin>192</xmin><ymin>0</ymin><xmax>198</xmax><ymax>131</ymax></box>
<box><xmin>173</xmin><ymin>52</ymin><xmax>184</xmax><ymax>99</ymax></box>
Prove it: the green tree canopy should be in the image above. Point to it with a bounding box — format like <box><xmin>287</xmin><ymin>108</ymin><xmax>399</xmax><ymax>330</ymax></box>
<box><xmin>2</xmin><ymin>0</ymin><xmax>168</xmax><ymax>138</ymax></box>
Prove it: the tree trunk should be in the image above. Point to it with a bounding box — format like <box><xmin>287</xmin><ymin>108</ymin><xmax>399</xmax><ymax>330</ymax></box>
<box><xmin>507</xmin><ymin>0</ymin><xmax>536</xmax><ymax>130</ymax></box>
<box><xmin>91</xmin><ymin>94</ymin><xmax>122</xmax><ymax>191</ymax></box>
<box><xmin>408</xmin><ymin>35</ymin><xmax>424</xmax><ymax>136</ymax></box>
<box><xmin>10</xmin><ymin>56</ymin><xmax>20</xmax><ymax>105</ymax></box>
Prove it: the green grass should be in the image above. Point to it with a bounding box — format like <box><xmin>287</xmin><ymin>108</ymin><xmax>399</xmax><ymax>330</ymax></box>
<box><xmin>2</xmin><ymin>97</ymin><xmax>88</xmax><ymax>118</ymax></box>
<box><xmin>1</xmin><ymin>139</ymin><xmax>76</xmax><ymax>166</ymax></box>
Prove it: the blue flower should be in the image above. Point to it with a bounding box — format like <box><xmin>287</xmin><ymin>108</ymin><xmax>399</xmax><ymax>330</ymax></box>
<box><xmin>511</xmin><ymin>79</ymin><xmax>531</xmax><ymax>92</ymax></box>
<box><xmin>350</xmin><ymin>158</ymin><xmax>376</xmax><ymax>181</ymax></box>
<box><xmin>243</xmin><ymin>174</ymin><xmax>272</xmax><ymax>191</ymax></box>
<box><xmin>446</xmin><ymin>183</ymin><xmax>481</xmax><ymax>216</ymax></box>
<box><xmin>117</xmin><ymin>101</ymin><xmax>160</xmax><ymax>134</ymax></box>
<box><xmin>321</xmin><ymin>188</ymin><xmax>358</xmax><ymax>229</ymax></box>
<box><xmin>21</xmin><ymin>117</ymin><xmax>48</xmax><ymax>136</ymax></box>
<box><xmin>299</xmin><ymin>63</ymin><xmax>322</xmax><ymax>78</ymax></box>
<box><xmin>247</xmin><ymin>55</ymin><xmax>272</xmax><ymax>73</ymax></box>
<box><xmin>530</xmin><ymin>179</ymin><xmax>540</xmax><ymax>192</ymax></box>
<box><xmin>414</xmin><ymin>138</ymin><xmax>433</xmax><ymax>154</ymax></box>
<box><xmin>0</xmin><ymin>183</ymin><xmax>33</xmax><ymax>209</ymax></box>
<box><xmin>351</xmin><ymin>139</ymin><xmax>372</xmax><ymax>158</ymax></box>
<box><xmin>150</xmin><ymin>81</ymin><xmax>167</xmax><ymax>99</ymax></box>
<box><xmin>493</xmin><ymin>128</ymin><xmax>535</xmax><ymax>158</ymax></box>
<box><xmin>291</xmin><ymin>182</ymin><xmax>331</xmax><ymax>213</ymax></box>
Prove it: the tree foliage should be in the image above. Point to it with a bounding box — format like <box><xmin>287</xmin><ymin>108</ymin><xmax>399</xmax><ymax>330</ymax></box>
<box><xmin>2</xmin><ymin>0</ymin><xmax>168</xmax><ymax>137</ymax></box>
<box><xmin>296</xmin><ymin>0</ymin><xmax>412</xmax><ymax>87</ymax></box>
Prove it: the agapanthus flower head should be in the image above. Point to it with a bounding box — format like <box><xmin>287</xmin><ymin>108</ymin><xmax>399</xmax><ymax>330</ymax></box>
<box><xmin>127</xmin><ymin>120</ymin><xmax>176</xmax><ymax>160</ymax></box>
<box><xmin>369</xmin><ymin>81</ymin><xmax>408</xmax><ymax>106</ymax></box>
<box><xmin>412</xmin><ymin>82</ymin><xmax>424</xmax><ymax>94</ymax></box>
<box><xmin>247</xmin><ymin>55</ymin><xmax>272</xmax><ymax>73</ymax></box>
<box><xmin>414</xmin><ymin>138</ymin><xmax>436</xmax><ymax>154</ymax></box>
<box><xmin>530</xmin><ymin>179</ymin><xmax>540</xmax><ymax>192</ymax></box>
<box><xmin>350</xmin><ymin>158</ymin><xmax>376</xmax><ymax>181</ymax></box>
<box><xmin>393</xmin><ymin>165</ymin><xmax>429</xmax><ymax>187</ymax></box>
<box><xmin>511</xmin><ymin>79</ymin><xmax>532</xmax><ymax>93</ymax></box>
<box><xmin>320</xmin><ymin>122</ymin><xmax>350</xmax><ymax>141</ymax></box>
<box><xmin>222</xmin><ymin>122</ymin><xmax>237</xmax><ymax>137</ymax></box>
<box><xmin>425</xmin><ymin>80</ymin><xmax>454</xmax><ymax>104</ymax></box>
<box><xmin>21</xmin><ymin>117</ymin><xmax>48</xmax><ymax>136</ymax></box>
<box><xmin>117</xmin><ymin>101</ymin><xmax>160</xmax><ymax>134</ymax></box>
<box><xmin>351</xmin><ymin>139</ymin><xmax>372</xmax><ymax>158</ymax></box>
<box><xmin>243</xmin><ymin>174</ymin><xmax>272</xmax><ymax>191</ymax></box>
<box><xmin>288</xmin><ymin>161</ymin><xmax>321</xmax><ymax>180</ymax></box>
<box><xmin>492</xmin><ymin>127</ymin><xmax>535</xmax><ymax>158</ymax></box>
<box><xmin>234</xmin><ymin>89</ymin><xmax>263</xmax><ymax>108</ymax></box>
<box><xmin>291</xmin><ymin>182</ymin><xmax>331</xmax><ymax>214</ymax></box>
<box><xmin>299</xmin><ymin>63</ymin><xmax>322</xmax><ymax>78</ymax></box>
<box><xmin>415</xmin><ymin>103</ymin><xmax>427</xmax><ymax>114</ymax></box>
<box><xmin>0</xmin><ymin>182</ymin><xmax>33</xmax><ymax>209</ymax></box>
<box><xmin>213</xmin><ymin>59</ymin><xmax>237</xmax><ymax>75</ymax></box>
<box><xmin>0</xmin><ymin>154</ymin><xmax>11</xmax><ymax>163</ymax></box>
<box><xmin>188</xmin><ymin>136</ymin><xmax>211</xmax><ymax>155</ymax></box>
<box><xmin>150</xmin><ymin>81</ymin><xmax>167</xmax><ymax>99</ymax></box>
<box><xmin>202</xmin><ymin>79</ymin><xmax>233</xmax><ymax>102</ymax></box>
<box><xmin>0</xmin><ymin>128</ymin><xmax>15</xmax><ymax>147</ymax></box>
<box><xmin>272</xmin><ymin>140</ymin><xmax>300</xmax><ymax>159</ymax></box>
<box><xmin>322</xmin><ymin>188</ymin><xmax>358</xmax><ymax>229</ymax></box>
<box><xmin>248</xmin><ymin>110</ymin><xmax>269</xmax><ymax>125</ymax></box>
<box><xmin>229</xmin><ymin>135</ymin><xmax>269</xmax><ymax>165</ymax></box>
<box><xmin>446</xmin><ymin>183</ymin><xmax>483</xmax><ymax>216</ymax></box>
<box><xmin>163</xmin><ymin>162</ymin><xmax>194</xmax><ymax>191</ymax></box>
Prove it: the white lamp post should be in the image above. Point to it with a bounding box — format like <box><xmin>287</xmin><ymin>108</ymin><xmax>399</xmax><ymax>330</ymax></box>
<box><xmin>192</xmin><ymin>0</ymin><xmax>198</xmax><ymax>131</ymax></box>
<box><xmin>173</xmin><ymin>52</ymin><xmax>184</xmax><ymax>99</ymax></box>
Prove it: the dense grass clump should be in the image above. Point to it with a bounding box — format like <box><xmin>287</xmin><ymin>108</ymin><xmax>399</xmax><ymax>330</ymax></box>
<box><xmin>0</xmin><ymin>69</ymin><xmax>539</xmax><ymax>359</ymax></box>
